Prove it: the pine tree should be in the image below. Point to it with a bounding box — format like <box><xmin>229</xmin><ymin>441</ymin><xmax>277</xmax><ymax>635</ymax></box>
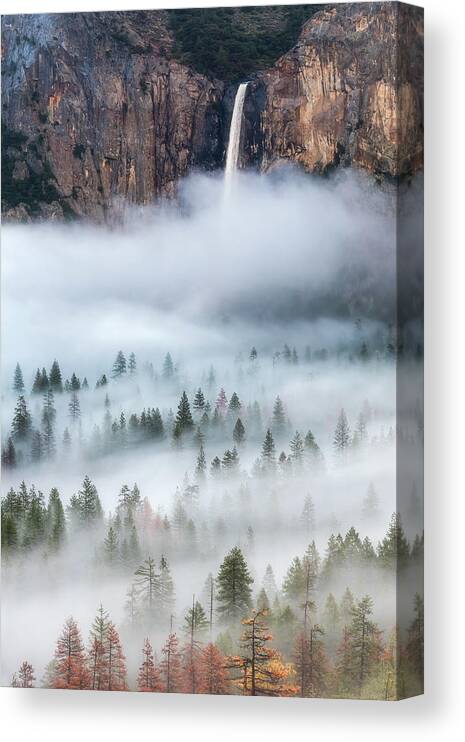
<box><xmin>184</xmin><ymin>598</ymin><xmax>209</xmax><ymax>641</ymax></box>
<box><xmin>289</xmin><ymin>431</ymin><xmax>304</xmax><ymax>467</ymax></box>
<box><xmin>406</xmin><ymin>593</ymin><xmax>424</xmax><ymax>684</ymax></box>
<box><xmin>53</xmin><ymin>617</ymin><xmax>90</xmax><ymax>689</ymax></box>
<box><xmin>41</xmin><ymin>388</ymin><xmax>56</xmax><ymax>458</ymax></box>
<box><xmin>128</xmin><ymin>352</ymin><xmax>137</xmax><ymax>375</ymax></box>
<box><xmin>111</xmin><ymin>351</ymin><xmax>127</xmax><ymax>379</ymax></box>
<box><xmin>272</xmin><ymin>396</ymin><xmax>287</xmax><ymax>437</ymax></box>
<box><xmin>210</xmin><ymin>456</ymin><xmax>221</xmax><ymax>477</ymax></box>
<box><xmin>333</xmin><ymin>409</ymin><xmax>351</xmax><ymax>461</ymax></box>
<box><xmin>193</xmin><ymin>388</ymin><xmax>205</xmax><ymax>413</ymax></box>
<box><xmin>196</xmin><ymin>444</ymin><xmax>207</xmax><ymax>479</ymax></box>
<box><xmin>339</xmin><ymin>587</ymin><xmax>355</xmax><ymax>626</ymax></box>
<box><xmin>160</xmin><ymin>632</ymin><xmax>182</xmax><ymax>692</ymax></box>
<box><xmin>230</xmin><ymin>610</ymin><xmax>296</xmax><ymax>696</ymax></box>
<box><xmin>62</xmin><ymin>427</ymin><xmax>72</xmax><ymax>453</ymax></box>
<box><xmin>162</xmin><ymin>352</ymin><xmax>174</xmax><ymax>379</ymax></box>
<box><xmin>47</xmin><ymin>487</ymin><xmax>66</xmax><ymax>551</ymax></box>
<box><xmin>338</xmin><ymin>596</ymin><xmax>383</xmax><ymax>697</ymax></box>
<box><xmin>68</xmin><ymin>476</ymin><xmax>103</xmax><ymax>528</ymax></box>
<box><xmin>49</xmin><ymin>360</ymin><xmax>63</xmax><ymax>392</ymax></box>
<box><xmin>13</xmin><ymin>363</ymin><xmax>25</xmax><ymax>394</ymax></box>
<box><xmin>134</xmin><ymin>557</ymin><xmax>160</xmax><ymax>624</ymax></box>
<box><xmin>31</xmin><ymin>368</ymin><xmax>42</xmax><ymax>395</ymax></box>
<box><xmin>2</xmin><ymin>436</ymin><xmax>17</xmax><ymax>468</ymax></box>
<box><xmin>322</xmin><ymin>593</ymin><xmax>341</xmax><ymax>655</ymax></box>
<box><xmin>304</xmin><ymin>430</ymin><xmax>324</xmax><ymax>471</ymax></box>
<box><xmin>104</xmin><ymin>525</ymin><xmax>119</xmax><ymax>565</ymax></box>
<box><xmin>106</xmin><ymin>622</ymin><xmax>127</xmax><ymax>691</ymax></box>
<box><xmin>228</xmin><ymin>392</ymin><xmax>241</xmax><ymax>413</ymax></box>
<box><xmin>294</xmin><ymin>624</ymin><xmax>327</xmax><ymax>697</ymax></box>
<box><xmin>216</xmin><ymin>546</ymin><xmax>253</xmax><ymax>622</ymax></box>
<box><xmin>11</xmin><ymin>395</ymin><xmax>32</xmax><ymax>441</ymax></box>
<box><xmin>215</xmin><ymin>388</ymin><xmax>228</xmax><ymax>414</ymax></box>
<box><xmin>68</xmin><ymin>391</ymin><xmax>81</xmax><ymax>422</ymax></box>
<box><xmin>159</xmin><ymin>555</ymin><xmax>175</xmax><ymax>623</ymax></box>
<box><xmin>88</xmin><ymin>605</ymin><xmax>111</xmax><ymax>690</ymax></box>
<box><xmin>137</xmin><ymin>638</ymin><xmax>162</xmax><ymax>691</ymax></box>
<box><xmin>173</xmin><ymin>391</ymin><xmax>194</xmax><ymax>438</ymax></box>
<box><xmin>11</xmin><ymin>660</ymin><xmax>35</xmax><ymax>688</ymax></box>
<box><xmin>70</xmin><ymin>372</ymin><xmax>80</xmax><ymax>390</ymax></box>
<box><xmin>377</xmin><ymin>512</ymin><xmax>410</xmax><ymax>568</ymax></box>
<box><xmin>198</xmin><ymin>643</ymin><xmax>230</xmax><ymax>694</ymax></box>
<box><xmin>233</xmin><ymin>417</ymin><xmax>245</xmax><ymax>445</ymax></box>
<box><xmin>261</xmin><ymin>429</ymin><xmax>276</xmax><ymax>472</ymax></box>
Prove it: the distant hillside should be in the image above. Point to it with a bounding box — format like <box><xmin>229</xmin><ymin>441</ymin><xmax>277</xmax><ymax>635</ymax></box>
<box><xmin>167</xmin><ymin>5</ymin><xmax>324</xmax><ymax>81</ymax></box>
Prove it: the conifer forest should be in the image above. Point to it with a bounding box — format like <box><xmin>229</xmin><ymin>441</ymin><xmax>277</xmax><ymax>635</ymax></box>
<box><xmin>1</xmin><ymin>5</ymin><xmax>423</xmax><ymax>700</ymax></box>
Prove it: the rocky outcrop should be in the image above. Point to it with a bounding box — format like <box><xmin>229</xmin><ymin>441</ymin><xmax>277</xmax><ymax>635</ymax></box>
<box><xmin>245</xmin><ymin>2</ymin><xmax>423</xmax><ymax>177</ymax></box>
<box><xmin>1</xmin><ymin>4</ymin><xmax>423</xmax><ymax>222</ymax></box>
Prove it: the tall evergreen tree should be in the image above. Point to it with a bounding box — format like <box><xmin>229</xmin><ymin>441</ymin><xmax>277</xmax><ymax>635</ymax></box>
<box><xmin>49</xmin><ymin>360</ymin><xmax>63</xmax><ymax>392</ymax></box>
<box><xmin>11</xmin><ymin>395</ymin><xmax>32</xmax><ymax>441</ymax></box>
<box><xmin>111</xmin><ymin>351</ymin><xmax>127</xmax><ymax>379</ymax></box>
<box><xmin>216</xmin><ymin>546</ymin><xmax>253</xmax><ymax>622</ymax></box>
<box><xmin>47</xmin><ymin>487</ymin><xmax>66</xmax><ymax>551</ymax></box>
<box><xmin>137</xmin><ymin>638</ymin><xmax>162</xmax><ymax>691</ymax></box>
<box><xmin>272</xmin><ymin>396</ymin><xmax>287</xmax><ymax>437</ymax></box>
<box><xmin>13</xmin><ymin>363</ymin><xmax>25</xmax><ymax>394</ymax></box>
<box><xmin>377</xmin><ymin>512</ymin><xmax>410</xmax><ymax>568</ymax></box>
<box><xmin>193</xmin><ymin>388</ymin><xmax>206</xmax><ymax>413</ymax></box>
<box><xmin>289</xmin><ymin>431</ymin><xmax>304</xmax><ymax>467</ymax></box>
<box><xmin>261</xmin><ymin>429</ymin><xmax>276</xmax><ymax>472</ymax></box>
<box><xmin>162</xmin><ymin>352</ymin><xmax>174</xmax><ymax>380</ymax></box>
<box><xmin>233</xmin><ymin>417</ymin><xmax>245</xmax><ymax>445</ymax></box>
<box><xmin>333</xmin><ymin>409</ymin><xmax>351</xmax><ymax>461</ymax></box>
<box><xmin>68</xmin><ymin>391</ymin><xmax>81</xmax><ymax>422</ymax></box>
<box><xmin>338</xmin><ymin>596</ymin><xmax>383</xmax><ymax>697</ymax></box>
<box><xmin>53</xmin><ymin>617</ymin><xmax>90</xmax><ymax>690</ymax></box>
<box><xmin>173</xmin><ymin>391</ymin><xmax>194</xmax><ymax>438</ymax></box>
<box><xmin>128</xmin><ymin>352</ymin><xmax>137</xmax><ymax>375</ymax></box>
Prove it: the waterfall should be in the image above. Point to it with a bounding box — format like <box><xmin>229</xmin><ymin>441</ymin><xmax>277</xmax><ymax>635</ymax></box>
<box><xmin>224</xmin><ymin>82</ymin><xmax>248</xmax><ymax>188</ymax></box>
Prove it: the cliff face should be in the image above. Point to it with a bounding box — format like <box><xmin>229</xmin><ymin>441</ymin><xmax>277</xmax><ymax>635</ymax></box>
<box><xmin>1</xmin><ymin>11</ymin><xmax>224</xmax><ymax>221</ymax></box>
<box><xmin>245</xmin><ymin>2</ymin><xmax>423</xmax><ymax>177</ymax></box>
<box><xmin>1</xmin><ymin>4</ymin><xmax>423</xmax><ymax>222</ymax></box>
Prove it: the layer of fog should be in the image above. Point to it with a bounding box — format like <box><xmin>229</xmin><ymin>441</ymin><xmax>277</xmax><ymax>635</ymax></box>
<box><xmin>1</xmin><ymin>168</ymin><xmax>398</xmax><ymax>381</ymax></box>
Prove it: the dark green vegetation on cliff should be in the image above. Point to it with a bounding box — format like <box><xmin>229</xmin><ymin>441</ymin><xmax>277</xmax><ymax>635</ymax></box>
<box><xmin>167</xmin><ymin>5</ymin><xmax>323</xmax><ymax>81</ymax></box>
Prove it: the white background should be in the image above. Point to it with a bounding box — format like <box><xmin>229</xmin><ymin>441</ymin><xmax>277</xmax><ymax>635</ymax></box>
<box><xmin>1</xmin><ymin>0</ymin><xmax>464</xmax><ymax>739</ymax></box>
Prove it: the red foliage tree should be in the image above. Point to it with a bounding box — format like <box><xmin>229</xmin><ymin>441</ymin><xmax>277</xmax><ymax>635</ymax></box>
<box><xmin>137</xmin><ymin>638</ymin><xmax>162</xmax><ymax>692</ymax></box>
<box><xmin>106</xmin><ymin>622</ymin><xmax>127</xmax><ymax>691</ymax></box>
<box><xmin>53</xmin><ymin>617</ymin><xmax>90</xmax><ymax>689</ymax></box>
<box><xmin>197</xmin><ymin>643</ymin><xmax>230</xmax><ymax>695</ymax></box>
<box><xmin>160</xmin><ymin>633</ymin><xmax>182</xmax><ymax>693</ymax></box>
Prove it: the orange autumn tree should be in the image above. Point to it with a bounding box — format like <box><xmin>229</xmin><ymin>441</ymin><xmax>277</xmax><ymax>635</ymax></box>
<box><xmin>197</xmin><ymin>643</ymin><xmax>230</xmax><ymax>695</ymax></box>
<box><xmin>137</xmin><ymin>638</ymin><xmax>163</xmax><ymax>692</ymax></box>
<box><xmin>106</xmin><ymin>622</ymin><xmax>127</xmax><ymax>691</ymax></box>
<box><xmin>53</xmin><ymin>617</ymin><xmax>90</xmax><ymax>689</ymax></box>
<box><xmin>228</xmin><ymin>609</ymin><xmax>297</xmax><ymax>697</ymax></box>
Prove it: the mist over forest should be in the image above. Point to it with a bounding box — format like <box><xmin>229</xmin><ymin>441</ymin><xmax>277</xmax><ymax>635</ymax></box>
<box><xmin>1</xmin><ymin>170</ymin><xmax>423</xmax><ymax>699</ymax></box>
